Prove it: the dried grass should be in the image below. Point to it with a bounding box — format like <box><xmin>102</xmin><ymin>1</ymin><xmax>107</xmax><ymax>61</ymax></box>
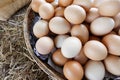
<box><xmin>0</xmin><ymin>6</ymin><xmax>49</xmax><ymax>80</ymax></box>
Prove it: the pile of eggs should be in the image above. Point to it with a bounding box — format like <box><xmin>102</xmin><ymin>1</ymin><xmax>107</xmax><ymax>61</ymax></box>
<box><xmin>31</xmin><ymin>0</ymin><xmax>120</xmax><ymax>80</ymax></box>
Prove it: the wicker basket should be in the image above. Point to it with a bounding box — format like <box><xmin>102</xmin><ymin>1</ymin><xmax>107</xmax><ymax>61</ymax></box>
<box><xmin>23</xmin><ymin>6</ymin><xmax>66</xmax><ymax>80</ymax></box>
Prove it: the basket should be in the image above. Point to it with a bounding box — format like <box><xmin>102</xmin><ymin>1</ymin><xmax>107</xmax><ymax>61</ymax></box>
<box><xmin>23</xmin><ymin>6</ymin><xmax>65</xmax><ymax>80</ymax></box>
<box><xmin>23</xmin><ymin>6</ymin><xmax>120</xmax><ymax>80</ymax></box>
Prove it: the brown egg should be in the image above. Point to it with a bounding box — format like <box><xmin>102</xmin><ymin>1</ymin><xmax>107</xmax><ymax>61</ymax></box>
<box><xmin>49</xmin><ymin>17</ymin><xmax>71</xmax><ymax>34</ymax></box>
<box><xmin>71</xmin><ymin>24</ymin><xmax>89</xmax><ymax>44</ymax></box>
<box><xmin>54</xmin><ymin>35</ymin><xmax>69</xmax><ymax>48</ymax></box>
<box><xmin>33</xmin><ymin>20</ymin><xmax>49</xmax><ymax>38</ymax></box>
<box><xmin>46</xmin><ymin>0</ymin><xmax>54</xmax><ymax>3</ymax></box>
<box><xmin>85</xmin><ymin>8</ymin><xmax>100</xmax><ymax>23</ymax></box>
<box><xmin>59</xmin><ymin>0</ymin><xmax>73</xmax><ymax>7</ymax></box>
<box><xmin>55</xmin><ymin>7</ymin><xmax>64</xmax><ymax>17</ymax></box>
<box><xmin>39</xmin><ymin>3</ymin><xmax>54</xmax><ymax>20</ymax></box>
<box><xmin>35</xmin><ymin>36</ymin><xmax>54</xmax><ymax>55</ymax></box>
<box><xmin>102</xmin><ymin>34</ymin><xmax>120</xmax><ymax>56</ymax></box>
<box><xmin>90</xmin><ymin>17</ymin><xmax>115</xmax><ymax>36</ymax></box>
<box><xmin>61</xmin><ymin>37</ymin><xmax>82</xmax><ymax>58</ymax></box>
<box><xmin>109</xmin><ymin>31</ymin><xmax>117</xmax><ymax>35</ymax></box>
<box><xmin>52</xmin><ymin>49</ymin><xmax>69</xmax><ymax>66</ymax></box>
<box><xmin>114</xmin><ymin>12</ymin><xmax>120</xmax><ymax>28</ymax></box>
<box><xmin>89</xmin><ymin>35</ymin><xmax>101</xmax><ymax>41</ymax></box>
<box><xmin>85</xmin><ymin>60</ymin><xmax>105</xmax><ymax>80</ymax></box>
<box><xmin>84</xmin><ymin>40</ymin><xmax>108</xmax><ymax>61</ymax></box>
<box><xmin>31</xmin><ymin>0</ymin><xmax>46</xmax><ymax>12</ymax></box>
<box><xmin>98</xmin><ymin>0</ymin><xmax>120</xmax><ymax>17</ymax></box>
<box><xmin>73</xmin><ymin>0</ymin><xmax>94</xmax><ymax>11</ymax></box>
<box><xmin>104</xmin><ymin>55</ymin><xmax>120</xmax><ymax>76</ymax></box>
<box><xmin>74</xmin><ymin>48</ymin><xmax>88</xmax><ymax>65</ymax></box>
<box><xmin>119</xmin><ymin>29</ymin><xmax>120</xmax><ymax>35</ymax></box>
<box><xmin>63</xmin><ymin>60</ymin><xmax>84</xmax><ymax>80</ymax></box>
<box><xmin>64</xmin><ymin>5</ymin><xmax>86</xmax><ymax>24</ymax></box>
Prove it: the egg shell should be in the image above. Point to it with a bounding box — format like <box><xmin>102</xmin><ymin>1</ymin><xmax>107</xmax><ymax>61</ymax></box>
<box><xmin>98</xmin><ymin>0</ymin><xmax>120</xmax><ymax>17</ymax></box>
<box><xmin>73</xmin><ymin>0</ymin><xmax>94</xmax><ymax>11</ymax></box>
<box><xmin>89</xmin><ymin>35</ymin><xmax>101</xmax><ymax>41</ymax></box>
<box><xmin>119</xmin><ymin>29</ymin><xmax>120</xmax><ymax>35</ymax></box>
<box><xmin>51</xmin><ymin>1</ymin><xmax>59</xmax><ymax>8</ymax></box>
<box><xmin>63</xmin><ymin>60</ymin><xmax>84</xmax><ymax>80</ymax></box>
<box><xmin>55</xmin><ymin>7</ymin><xmax>64</xmax><ymax>17</ymax></box>
<box><xmin>46</xmin><ymin>0</ymin><xmax>54</xmax><ymax>3</ymax></box>
<box><xmin>84</xmin><ymin>40</ymin><xmax>108</xmax><ymax>61</ymax></box>
<box><xmin>39</xmin><ymin>3</ymin><xmax>54</xmax><ymax>20</ymax></box>
<box><xmin>31</xmin><ymin>0</ymin><xmax>46</xmax><ymax>13</ymax></box>
<box><xmin>54</xmin><ymin>35</ymin><xmax>69</xmax><ymax>48</ymax></box>
<box><xmin>52</xmin><ymin>49</ymin><xmax>69</xmax><ymax>66</ymax></box>
<box><xmin>64</xmin><ymin>5</ymin><xmax>86</xmax><ymax>24</ymax></box>
<box><xmin>74</xmin><ymin>48</ymin><xmax>88</xmax><ymax>65</ymax></box>
<box><xmin>33</xmin><ymin>20</ymin><xmax>49</xmax><ymax>38</ymax></box>
<box><xmin>71</xmin><ymin>24</ymin><xmax>89</xmax><ymax>44</ymax></box>
<box><xmin>61</xmin><ymin>37</ymin><xmax>82</xmax><ymax>58</ymax></box>
<box><xmin>114</xmin><ymin>12</ymin><xmax>120</xmax><ymax>28</ymax></box>
<box><xmin>90</xmin><ymin>17</ymin><xmax>115</xmax><ymax>36</ymax></box>
<box><xmin>49</xmin><ymin>17</ymin><xmax>71</xmax><ymax>34</ymax></box>
<box><xmin>85</xmin><ymin>8</ymin><xmax>99</xmax><ymax>23</ymax></box>
<box><xmin>92</xmin><ymin>0</ymin><xmax>105</xmax><ymax>8</ymax></box>
<box><xmin>59</xmin><ymin>0</ymin><xmax>73</xmax><ymax>7</ymax></box>
<box><xmin>102</xmin><ymin>34</ymin><xmax>120</xmax><ymax>56</ymax></box>
<box><xmin>104</xmin><ymin>55</ymin><xmax>120</xmax><ymax>76</ymax></box>
<box><xmin>35</xmin><ymin>36</ymin><xmax>54</xmax><ymax>55</ymax></box>
<box><xmin>85</xmin><ymin>60</ymin><xmax>105</xmax><ymax>80</ymax></box>
<box><xmin>109</xmin><ymin>31</ymin><xmax>117</xmax><ymax>35</ymax></box>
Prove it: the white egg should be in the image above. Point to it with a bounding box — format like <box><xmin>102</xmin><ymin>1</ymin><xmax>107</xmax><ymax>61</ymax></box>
<box><xmin>85</xmin><ymin>60</ymin><xmax>105</xmax><ymax>80</ymax></box>
<box><xmin>54</xmin><ymin>35</ymin><xmax>69</xmax><ymax>48</ymax></box>
<box><xmin>61</xmin><ymin>37</ymin><xmax>82</xmax><ymax>58</ymax></box>
<box><xmin>90</xmin><ymin>17</ymin><xmax>115</xmax><ymax>36</ymax></box>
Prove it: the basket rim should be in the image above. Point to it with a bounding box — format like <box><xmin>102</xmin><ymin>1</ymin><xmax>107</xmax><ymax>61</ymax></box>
<box><xmin>23</xmin><ymin>6</ymin><xmax>65</xmax><ymax>80</ymax></box>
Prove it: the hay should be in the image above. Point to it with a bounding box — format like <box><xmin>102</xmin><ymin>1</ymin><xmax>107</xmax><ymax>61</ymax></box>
<box><xmin>0</xmin><ymin>6</ymin><xmax>50</xmax><ymax>80</ymax></box>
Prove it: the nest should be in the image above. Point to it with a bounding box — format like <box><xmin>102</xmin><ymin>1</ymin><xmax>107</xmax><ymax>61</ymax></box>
<box><xmin>0</xmin><ymin>6</ymin><xmax>50</xmax><ymax>80</ymax></box>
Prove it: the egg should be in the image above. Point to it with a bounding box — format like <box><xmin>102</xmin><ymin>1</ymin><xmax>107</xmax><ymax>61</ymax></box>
<box><xmin>74</xmin><ymin>48</ymin><xmax>88</xmax><ymax>65</ymax></box>
<box><xmin>51</xmin><ymin>0</ymin><xmax>59</xmax><ymax>8</ymax></box>
<box><xmin>54</xmin><ymin>35</ymin><xmax>69</xmax><ymax>48</ymax></box>
<box><xmin>85</xmin><ymin>60</ymin><xmax>105</xmax><ymax>80</ymax></box>
<box><xmin>114</xmin><ymin>12</ymin><xmax>120</xmax><ymax>28</ymax></box>
<box><xmin>64</xmin><ymin>5</ymin><xmax>86</xmax><ymax>24</ymax></box>
<box><xmin>59</xmin><ymin>0</ymin><xmax>73</xmax><ymax>7</ymax></box>
<box><xmin>35</xmin><ymin>36</ymin><xmax>54</xmax><ymax>55</ymax></box>
<box><xmin>49</xmin><ymin>17</ymin><xmax>71</xmax><ymax>34</ymax></box>
<box><xmin>33</xmin><ymin>20</ymin><xmax>49</xmax><ymax>38</ymax></box>
<box><xmin>52</xmin><ymin>49</ymin><xmax>69</xmax><ymax>66</ymax></box>
<box><xmin>102</xmin><ymin>34</ymin><xmax>120</xmax><ymax>56</ymax></box>
<box><xmin>90</xmin><ymin>17</ymin><xmax>115</xmax><ymax>36</ymax></box>
<box><xmin>39</xmin><ymin>3</ymin><xmax>54</xmax><ymax>20</ymax></box>
<box><xmin>109</xmin><ymin>31</ymin><xmax>117</xmax><ymax>35</ymax></box>
<box><xmin>63</xmin><ymin>60</ymin><xmax>84</xmax><ymax>80</ymax></box>
<box><xmin>84</xmin><ymin>40</ymin><xmax>108</xmax><ymax>61</ymax></box>
<box><xmin>119</xmin><ymin>29</ymin><xmax>120</xmax><ymax>35</ymax></box>
<box><xmin>61</xmin><ymin>37</ymin><xmax>82</xmax><ymax>58</ymax></box>
<box><xmin>89</xmin><ymin>35</ymin><xmax>101</xmax><ymax>41</ymax></box>
<box><xmin>71</xmin><ymin>24</ymin><xmax>89</xmax><ymax>44</ymax></box>
<box><xmin>55</xmin><ymin>7</ymin><xmax>64</xmax><ymax>17</ymax></box>
<box><xmin>104</xmin><ymin>55</ymin><xmax>120</xmax><ymax>76</ymax></box>
<box><xmin>98</xmin><ymin>0</ymin><xmax>120</xmax><ymax>17</ymax></box>
<box><xmin>92</xmin><ymin>0</ymin><xmax>105</xmax><ymax>8</ymax></box>
<box><xmin>72</xmin><ymin>0</ymin><xmax>94</xmax><ymax>11</ymax></box>
<box><xmin>31</xmin><ymin>0</ymin><xmax>46</xmax><ymax>12</ymax></box>
<box><xmin>46</xmin><ymin>0</ymin><xmax>54</xmax><ymax>3</ymax></box>
<box><xmin>85</xmin><ymin>8</ymin><xmax>99</xmax><ymax>23</ymax></box>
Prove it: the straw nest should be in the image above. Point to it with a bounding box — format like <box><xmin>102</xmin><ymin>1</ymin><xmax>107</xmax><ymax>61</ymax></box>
<box><xmin>0</xmin><ymin>6</ymin><xmax>50</xmax><ymax>80</ymax></box>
